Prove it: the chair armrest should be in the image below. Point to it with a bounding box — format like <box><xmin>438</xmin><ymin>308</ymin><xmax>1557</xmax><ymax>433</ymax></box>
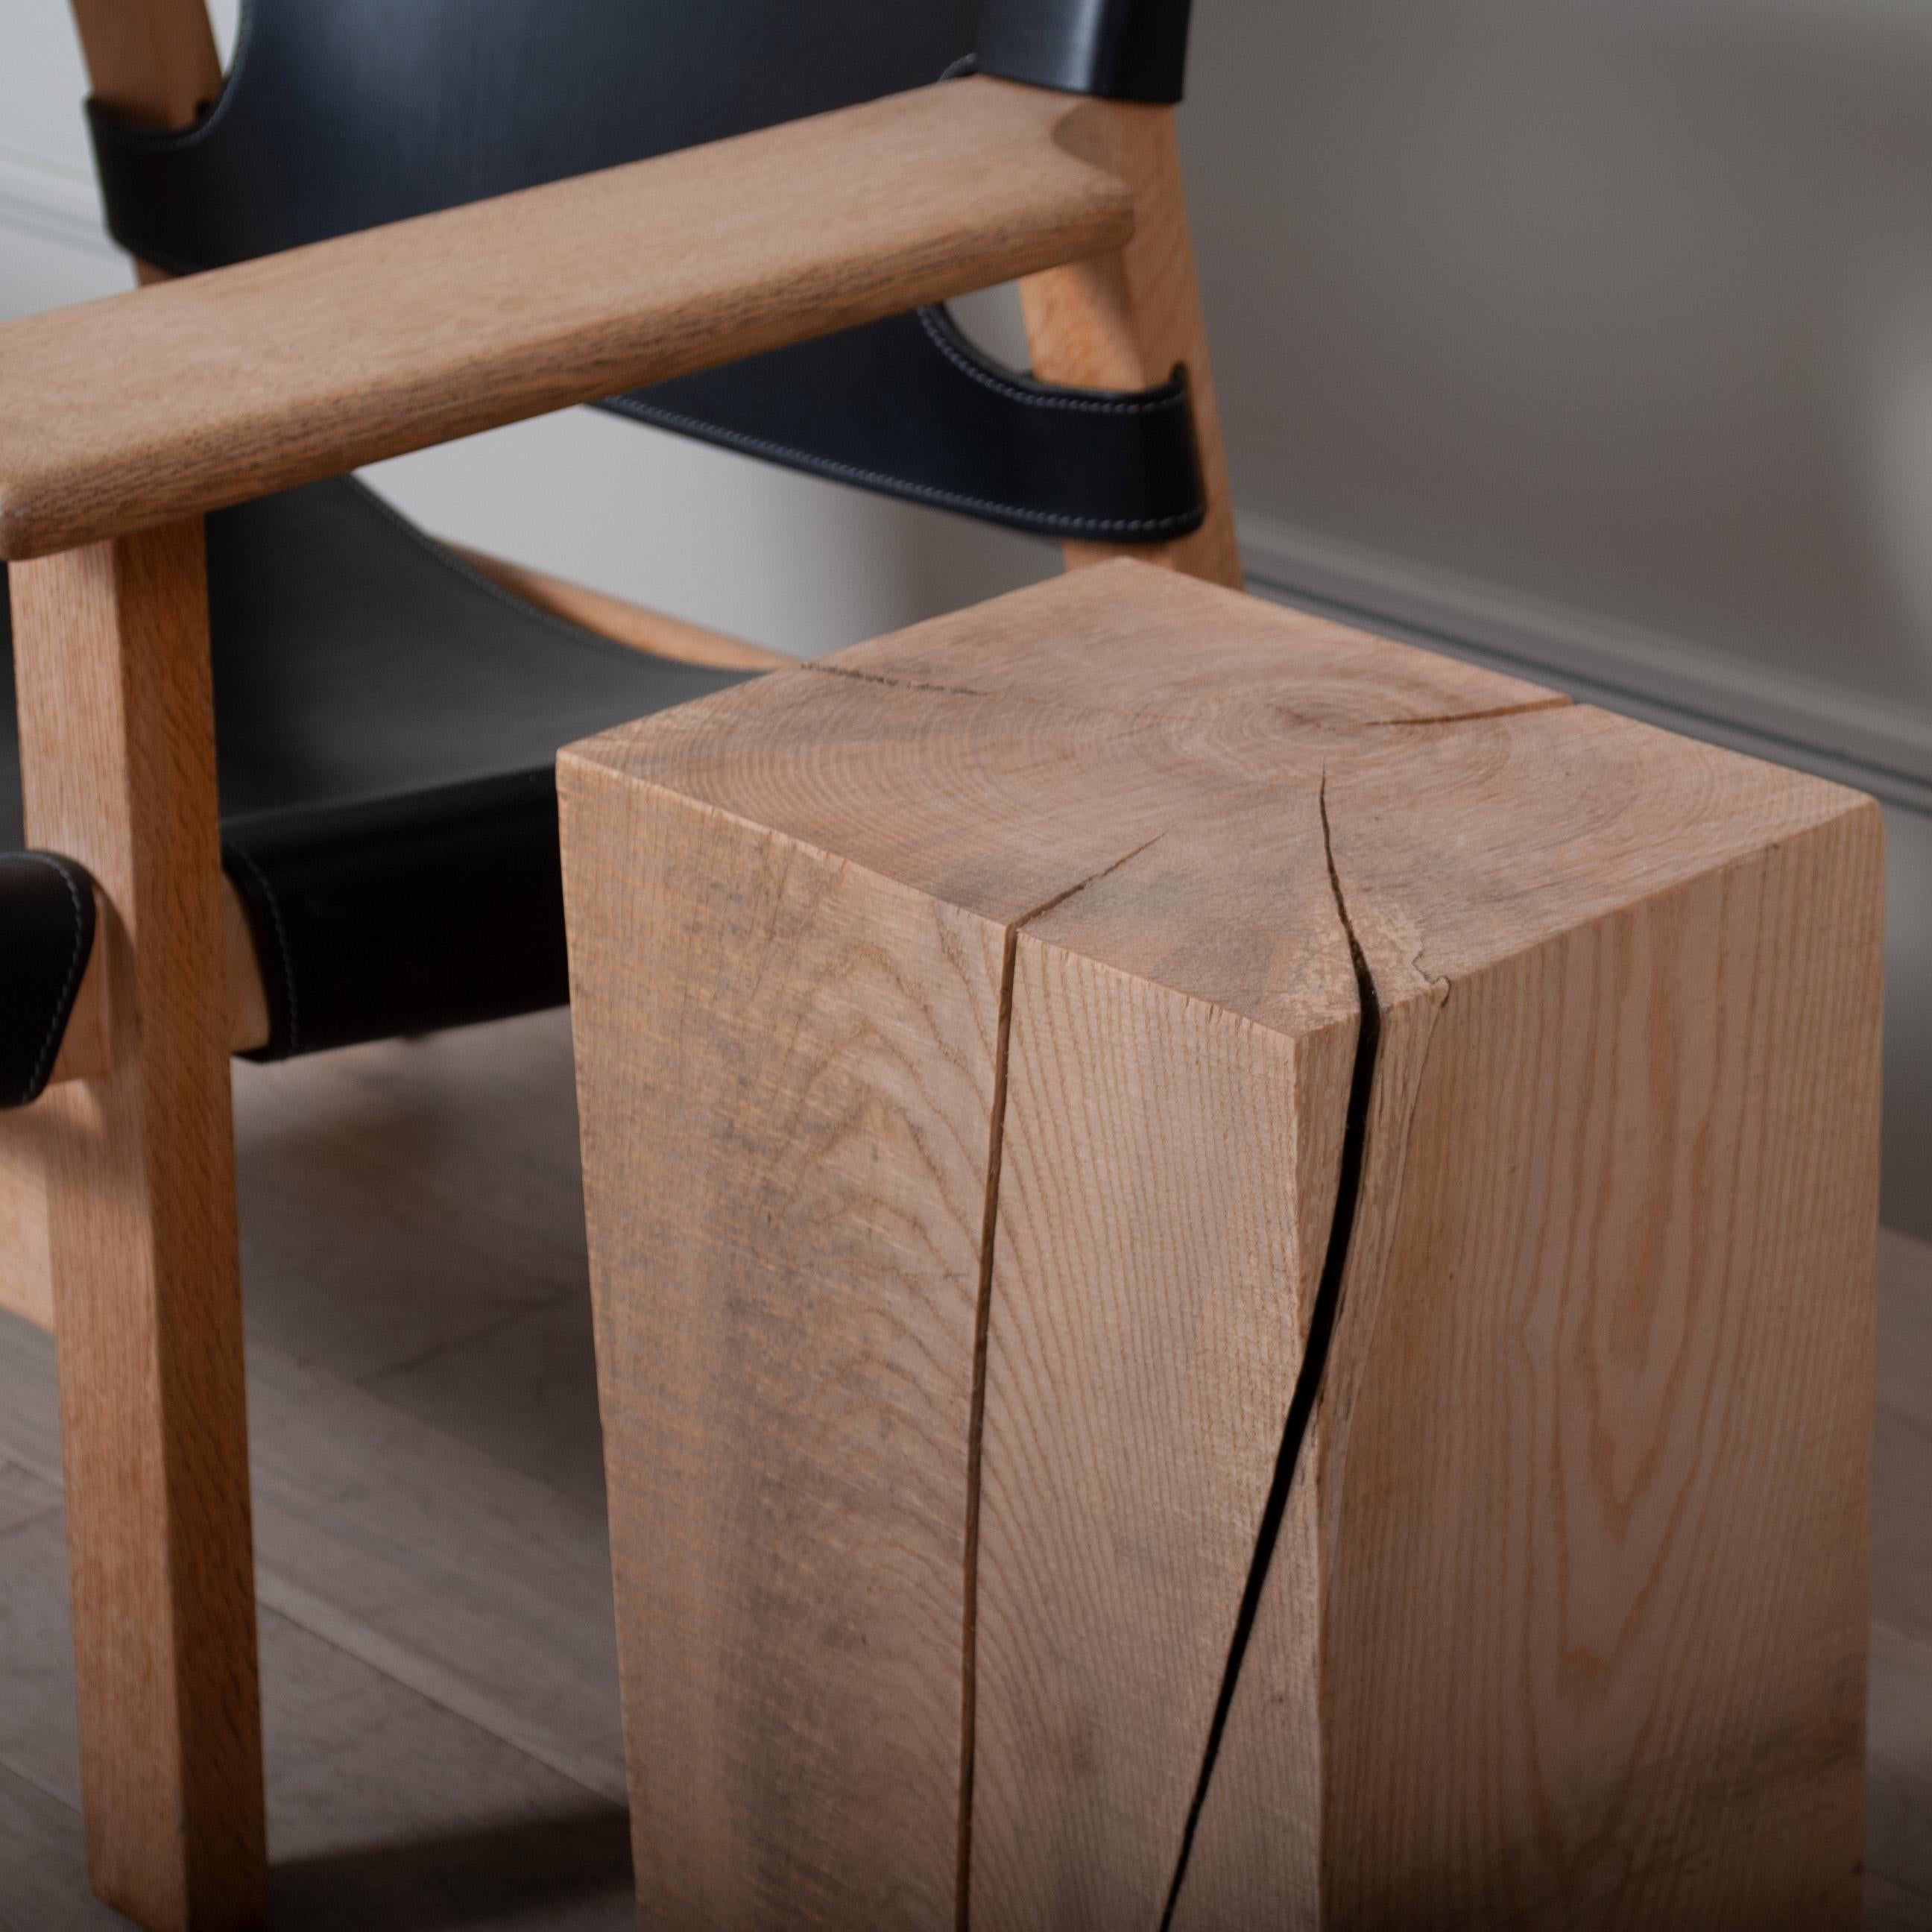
<box><xmin>0</xmin><ymin>78</ymin><xmax>1136</xmax><ymax>561</ymax></box>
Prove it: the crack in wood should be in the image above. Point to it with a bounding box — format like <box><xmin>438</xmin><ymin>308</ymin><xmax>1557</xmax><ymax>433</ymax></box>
<box><xmin>956</xmin><ymin>831</ymin><xmax>1168</xmax><ymax>1931</ymax></box>
<box><xmin>1158</xmin><ymin>775</ymin><xmax>1386</xmax><ymax>1931</ymax></box>
<box><xmin>1364</xmin><ymin>696</ymin><xmax>1570</xmax><ymax>727</ymax></box>
<box><xmin>806</xmin><ymin>661</ymin><xmax>1000</xmax><ymax>702</ymax></box>
<box><xmin>810</xmin><ymin>657</ymin><xmax>1570</xmax><ymax>743</ymax></box>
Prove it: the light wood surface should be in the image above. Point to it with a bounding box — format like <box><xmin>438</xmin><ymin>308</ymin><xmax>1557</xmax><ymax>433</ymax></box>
<box><xmin>0</xmin><ymin>79</ymin><xmax>1137</xmax><ymax>562</ymax></box>
<box><xmin>563</xmin><ymin>561</ymin><xmax>1881</xmax><ymax>1927</ymax></box>
<box><xmin>970</xmin><ymin>915</ymin><xmax>1353</xmax><ymax>1930</ymax></box>
<box><xmin>0</xmin><ymin>1113</ymin><xmax>57</xmax><ymax>1331</ymax></box>
<box><xmin>67</xmin><ymin>0</ymin><xmax>221</xmax><ymax>130</ymax></box>
<box><xmin>0</xmin><ymin>0</ymin><xmax>212</xmax><ymax>1339</ymax></box>
<box><xmin>68</xmin><ymin>0</ymin><xmax>221</xmax><ymax>289</ymax></box>
<box><xmin>10</xmin><ymin>524</ymin><xmax>265</xmax><ymax>1930</ymax></box>
<box><xmin>1173</xmin><ymin>716</ymin><xmax>1884</xmax><ymax>1929</ymax></box>
<box><xmin>444</xmin><ymin>543</ymin><xmax>790</xmax><ymax>672</ymax></box>
<box><xmin>562</xmin><ymin>562</ymin><xmax>1550</xmax><ymax>1928</ymax></box>
<box><xmin>565</xmin><ymin>774</ymin><xmax>1006</xmax><ymax>1928</ymax></box>
<box><xmin>1020</xmin><ymin>105</ymin><xmax>1242</xmax><ymax>588</ymax></box>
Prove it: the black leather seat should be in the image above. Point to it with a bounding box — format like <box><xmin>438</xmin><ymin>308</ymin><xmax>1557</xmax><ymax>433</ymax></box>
<box><xmin>1</xmin><ymin>0</ymin><xmax>1201</xmax><ymax>1108</ymax></box>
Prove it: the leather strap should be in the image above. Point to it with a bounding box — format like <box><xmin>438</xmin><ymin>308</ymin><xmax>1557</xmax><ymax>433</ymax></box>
<box><xmin>601</xmin><ymin>306</ymin><xmax>1205</xmax><ymax>544</ymax></box>
<box><xmin>0</xmin><ymin>853</ymin><xmax>97</xmax><ymax>1108</ymax></box>
<box><xmin>979</xmin><ymin>0</ymin><xmax>1196</xmax><ymax>104</ymax></box>
<box><xmin>86</xmin><ymin>0</ymin><xmax>1205</xmax><ymax>543</ymax></box>
<box><xmin>221</xmin><ymin>773</ymin><xmax>567</xmax><ymax>1061</ymax></box>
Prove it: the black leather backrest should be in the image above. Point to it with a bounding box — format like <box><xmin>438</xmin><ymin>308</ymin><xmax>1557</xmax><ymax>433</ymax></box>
<box><xmin>89</xmin><ymin>0</ymin><xmax>1206</xmax><ymax>545</ymax></box>
<box><xmin>96</xmin><ymin>0</ymin><xmax>982</xmax><ymax>267</ymax></box>
<box><xmin>981</xmin><ymin>0</ymin><xmax>1196</xmax><ymax>103</ymax></box>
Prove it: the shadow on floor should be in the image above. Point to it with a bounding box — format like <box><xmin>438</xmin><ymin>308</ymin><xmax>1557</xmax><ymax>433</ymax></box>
<box><xmin>268</xmin><ymin>1802</ymin><xmax>634</xmax><ymax>1930</ymax></box>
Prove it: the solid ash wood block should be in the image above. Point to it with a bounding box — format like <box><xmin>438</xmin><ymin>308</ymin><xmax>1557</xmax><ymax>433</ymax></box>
<box><xmin>560</xmin><ymin>562</ymin><xmax>1882</xmax><ymax>1931</ymax></box>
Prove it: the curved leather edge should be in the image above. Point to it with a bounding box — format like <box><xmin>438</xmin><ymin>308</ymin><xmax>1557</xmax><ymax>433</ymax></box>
<box><xmin>599</xmin><ymin>306</ymin><xmax>1208</xmax><ymax>543</ymax></box>
<box><xmin>978</xmin><ymin>0</ymin><xmax>1196</xmax><ymax>104</ymax></box>
<box><xmin>90</xmin><ymin>98</ymin><xmax>1210</xmax><ymax>544</ymax></box>
<box><xmin>0</xmin><ymin>853</ymin><xmax>98</xmax><ymax>1110</ymax></box>
<box><xmin>85</xmin><ymin>95</ymin><xmax>232</xmax><ymax>280</ymax></box>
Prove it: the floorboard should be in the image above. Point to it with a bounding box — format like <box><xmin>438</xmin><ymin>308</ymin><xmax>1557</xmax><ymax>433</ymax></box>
<box><xmin>0</xmin><ymin>1459</ymin><xmax>57</xmax><ymax>1541</ymax></box>
<box><xmin>364</xmin><ymin>1295</ymin><xmax>607</xmax><ymax>1504</ymax></box>
<box><xmin>0</xmin><ymin>1009</ymin><xmax>1925</xmax><ymax>1925</ymax></box>
<box><xmin>0</xmin><ymin>1761</ymin><xmax>123</xmax><ymax>1932</ymax></box>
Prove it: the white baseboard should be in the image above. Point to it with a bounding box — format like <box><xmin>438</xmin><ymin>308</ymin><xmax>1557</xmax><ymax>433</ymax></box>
<box><xmin>1240</xmin><ymin>508</ymin><xmax>1932</xmax><ymax>815</ymax></box>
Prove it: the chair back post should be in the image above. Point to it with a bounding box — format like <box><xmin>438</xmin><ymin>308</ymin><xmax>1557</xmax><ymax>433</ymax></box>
<box><xmin>1018</xmin><ymin>104</ymin><xmax>1240</xmax><ymax>589</ymax></box>
<box><xmin>71</xmin><ymin>0</ymin><xmax>221</xmax><ymax>284</ymax></box>
<box><xmin>68</xmin><ymin>0</ymin><xmax>220</xmax><ymax>130</ymax></box>
<box><xmin>984</xmin><ymin>0</ymin><xmax>1242</xmax><ymax>589</ymax></box>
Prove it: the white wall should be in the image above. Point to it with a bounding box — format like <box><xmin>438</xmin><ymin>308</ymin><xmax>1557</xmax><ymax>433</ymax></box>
<box><xmin>5</xmin><ymin>1</ymin><xmax>1930</xmax><ymax>1228</ymax></box>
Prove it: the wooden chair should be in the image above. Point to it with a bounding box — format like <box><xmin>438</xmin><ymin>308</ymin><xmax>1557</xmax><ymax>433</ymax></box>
<box><xmin>0</xmin><ymin>1</ymin><xmax>1234</xmax><ymax>1925</ymax></box>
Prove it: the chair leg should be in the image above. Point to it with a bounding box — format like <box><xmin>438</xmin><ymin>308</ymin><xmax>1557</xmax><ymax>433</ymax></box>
<box><xmin>66</xmin><ymin>0</ymin><xmax>222</xmax><ymax>132</ymax></box>
<box><xmin>10</xmin><ymin>525</ymin><xmax>265</xmax><ymax>1932</ymax></box>
<box><xmin>0</xmin><ymin>1111</ymin><xmax>57</xmax><ymax>1330</ymax></box>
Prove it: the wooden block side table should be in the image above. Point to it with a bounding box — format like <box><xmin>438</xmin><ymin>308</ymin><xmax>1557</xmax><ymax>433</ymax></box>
<box><xmin>560</xmin><ymin>561</ymin><xmax>1883</xmax><ymax>1931</ymax></box>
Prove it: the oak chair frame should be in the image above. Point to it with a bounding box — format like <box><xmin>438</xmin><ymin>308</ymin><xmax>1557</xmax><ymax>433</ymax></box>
<box><xmin>0</xmin><ymin>2</ymin><xmax>1238</xmax><ymax>1925</ymax></box>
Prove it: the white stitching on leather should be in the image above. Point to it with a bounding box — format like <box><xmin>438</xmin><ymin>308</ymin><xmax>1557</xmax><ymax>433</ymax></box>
<box><xmin>13</xmin><ymin>853</ymin><xmax>93</xmax><ymax>1105</ymax></box>
<box><xmin>916</xmin><ymin>306</ymin><xmax>1186</xmax><ymax>417</ymax></box>
<box><xmin>605</xmin><ymin>400</ymin><xmax>1202</xmax><ymax>536</ymax></box>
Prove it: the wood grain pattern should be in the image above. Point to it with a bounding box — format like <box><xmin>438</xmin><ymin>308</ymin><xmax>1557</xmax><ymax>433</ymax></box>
<box><xmin>563</xmin><ymin>564</ymin><xmax>1560</xmax><ymax>1929</ymax></box>
<box><xmin>969</xmin><ymin>903</ymin><xmax>1354</xmax><ymax>1931</ymax></box>
<box><xmin>10</xmin><ymin>523</ymin><xmax>265</xmax><ymax>1931</ymax></box>
<box><xmin>1172</xmin><ymin>715</ymin><xmax>1884</xmax><ymax>1931</ymax></box>
<box><xmin>1020</xmin><ymin>105</ymin><xmax>1242</xmax><ymax>588</ymax></box>
<box><xmin>443</xmin><ymin>543</ymin><xmax>790</xmax><ymax>672</ymax></box>
<box><xmin>4</xmin><ymin>1008</ymin><xmax>1927</xmax><ymax>1928</ymax></box>
<box><xmin>0</xmin><ymin>1113</ymin><xmax>58</xmax><ymax>1331</ymax></box>
<box><xmin>67</xmin><ymin>0</ymin><xmax>221</xmax><ymax>130</ymax></box>
<box><xmin>0</xmin><ymin>79</ymin><xmax>1137</xmax><ymax>562</ymax></box>
<box><xmin>564</xmin><ymin>770</ymin><xmax>1008</xmax><ymax>1928</ymax></box>
<box><xmin>564</xmin><ymin>561</ymin><xmax>1881</xmax><ymax>1928</ymax></box>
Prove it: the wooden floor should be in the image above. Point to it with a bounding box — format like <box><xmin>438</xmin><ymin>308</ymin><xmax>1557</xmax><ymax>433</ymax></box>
<box><xmin>0</xmin><ymin>1009</ymin><xmax>1926</xmax><ymax>1928</ymax></box>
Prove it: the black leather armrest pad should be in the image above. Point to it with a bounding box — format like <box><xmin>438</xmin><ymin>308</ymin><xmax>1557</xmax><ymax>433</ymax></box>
<box><xmin>0</xmin><ymin>852</ymin><xmax>96</xmax><ymax>1109</ymax></box>
<box><xmin>221</xmin><ymin>771</ymin><xmax>572</xmax><ymax>1062</ymax></box>
<box><xmin>979</xmin><ymin>0</ymin><xmax>1195</xmax><ymax>104</ymax></box>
